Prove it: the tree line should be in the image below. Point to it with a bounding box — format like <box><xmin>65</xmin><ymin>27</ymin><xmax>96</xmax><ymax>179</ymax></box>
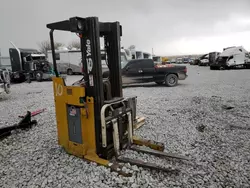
<box><xmin>38</xmin><ymin>39</ymin><xmax>136</xmax><ymax>57</ymax></box>
<box><xmin>37</xmin><ymin>40</ymin><xmax>80</xmax><ymax>56</ymax></box>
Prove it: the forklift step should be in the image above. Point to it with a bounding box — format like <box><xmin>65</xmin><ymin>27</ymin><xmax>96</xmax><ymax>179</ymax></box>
<box><xmin>117</xmin><ymin>156</ymin><xmax>179</xmax><ymax>174</ymax></box>
<box><xmin>130</xmin><ymin>145</ymin><xmax>190</xmax><ymax>161</ymax></box>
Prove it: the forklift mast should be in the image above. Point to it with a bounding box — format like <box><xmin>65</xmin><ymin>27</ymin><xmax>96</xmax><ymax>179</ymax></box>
<box><xmin>47</xmin><ymin>17</ymin><xmax>123</xmax><ymax>96</ymax></box>
<box><xmin>47</xmin><ymin>17</ymin><xmax>123</xmax><ymax>156</ymax></box>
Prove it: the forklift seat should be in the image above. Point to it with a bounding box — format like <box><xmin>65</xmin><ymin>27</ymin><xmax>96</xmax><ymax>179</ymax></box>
<box><xmin>103</xmin><ymin>79</ymin><xmax>112</xmax><ymax>101</ymax></box>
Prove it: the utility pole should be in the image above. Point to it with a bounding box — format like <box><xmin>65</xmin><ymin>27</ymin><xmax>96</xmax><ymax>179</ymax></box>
<box><xmin>152</xmin><ymin>48</ymin><xmax>154</xmax><ymax>56</ymax></box>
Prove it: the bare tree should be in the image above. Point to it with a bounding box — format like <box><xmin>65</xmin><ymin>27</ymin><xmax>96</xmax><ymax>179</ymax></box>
<box><xmin>37</xmin><ymin>40</ymin><xmax>64</xmax><ymax>56</ymax></box>
<box><xmin>67</xmin><ymin>40</ymin><xmax>81</xmax><ymax>50</ymax></box>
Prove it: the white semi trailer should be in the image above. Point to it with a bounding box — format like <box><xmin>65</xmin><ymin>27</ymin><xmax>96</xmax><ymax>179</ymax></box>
<box><xmin>210</xmin><ymin>46</ymin><xmax>250</xmax><ymax>70</ymax></box>
<box><xmin>47</xmin><ymin>50</ymin><xmax>82</xmax><ymax>75</ymax></box>
<box><xmin>47</xmin><ymin>48</ymin><xmax>132</xmax><ymax>75</ymax></box>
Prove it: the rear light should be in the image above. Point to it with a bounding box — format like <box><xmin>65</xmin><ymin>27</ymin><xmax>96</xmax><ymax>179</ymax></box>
<box><xmin>184</xmin><ymin>67</ymin><xmax>187</xmax><ymax>73</ymax></box>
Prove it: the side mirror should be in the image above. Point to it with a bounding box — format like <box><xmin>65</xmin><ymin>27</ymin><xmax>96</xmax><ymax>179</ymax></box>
<box><xmin>126</xmin><ymin>66</ymin><xmax>130</xmax><ymax>71</ymax></box>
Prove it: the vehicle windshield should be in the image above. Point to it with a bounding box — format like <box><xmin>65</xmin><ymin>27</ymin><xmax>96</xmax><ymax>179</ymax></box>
<box><xmin>25</xmin><ymin>54</ymin><xmax>46</xmax><ymax>61</ymax></box>
<box><xmin>121</xmin><ymin>52</ymin><xmax>128</xmax><ymax>69</ymax></box>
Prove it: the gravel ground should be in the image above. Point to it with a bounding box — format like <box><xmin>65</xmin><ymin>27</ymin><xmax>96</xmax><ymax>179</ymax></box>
<box><xmin>0</xmin><ymin>65</ymin><xmax>250</xmax><ymax>188</ymax></box>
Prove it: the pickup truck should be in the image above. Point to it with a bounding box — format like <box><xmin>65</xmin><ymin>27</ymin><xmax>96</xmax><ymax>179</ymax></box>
<box><xmin>103</xmin><ymin>58</ymin><xmax>187</xmax><ymax>87</ymax></box>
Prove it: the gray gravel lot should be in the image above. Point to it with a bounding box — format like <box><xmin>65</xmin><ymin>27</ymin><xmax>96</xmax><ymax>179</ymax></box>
<box><xmin>0</xmin><ymin>65</ymin><xmax>250</xmax><ymax>188</ymax></box>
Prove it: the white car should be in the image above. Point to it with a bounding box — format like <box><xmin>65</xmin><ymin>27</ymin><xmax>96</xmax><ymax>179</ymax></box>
<box><xmin>200</xmin><ymin>59</ymin><xmax>209</xmax><ymax>65</ymax></box>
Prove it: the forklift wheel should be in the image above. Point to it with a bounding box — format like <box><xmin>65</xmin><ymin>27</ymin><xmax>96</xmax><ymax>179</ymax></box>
<box><xmin>35</xmin><ymin>72</ymin><xmax>43</xmax><ymax>82</ymax></box>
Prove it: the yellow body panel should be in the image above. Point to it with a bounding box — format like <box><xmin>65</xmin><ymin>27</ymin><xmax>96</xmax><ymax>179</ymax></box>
<box><xmin>65</xmin><ymin>86</ymin><xmax>85</xmax><ymax>105</ymax></box>
<box><xmin>68</xmin><ymin>141</ymin><xmax>85</xmax><ymax>157</ymax></box>
<box><xmin>52</xmin><ymin>77</ymin><xmax>69</xmax><ymax>148</ymax></box>
<box><xmin>52</xmin><ymin>77</ymin><xmax>109</xmax><ymax>166</ymax></box>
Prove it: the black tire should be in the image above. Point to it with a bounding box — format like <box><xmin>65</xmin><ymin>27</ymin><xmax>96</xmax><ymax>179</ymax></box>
<box><xmin>165</xmin><ymin>74</ymin><xmax>178</xmax><ymax>87</ymax></box>
<box><xmin>245</xmin><ymin>64</ymin><xmax>250</xmax><ymax>69</ymax></box>
<box><xmin>155</xmin><ymin>81</ymin><xmax>164</xmax><ymax>85</ymax></box>
<box><xmin>26</xmin><ymin>73</ymin><xmax>31</xmax><ymax>83</ymax></box>
<box><xmin>35</xmin><ymin>71</ymin><xmax>43</xmax><ymax>82</ymax></box>
<box><xmin>219</xmin><ymin>66</ymin><xmax>225</xmax><ymax>70</ymax></box>
<box><xmin>210</xmin><ymin>66</ymin><xmax>219</xmax><ymax>70</ymax></box>
<box><xmin>67</xmin><ymin>69</ymin><xmax>73</xmax><ymax>75</ymax></box>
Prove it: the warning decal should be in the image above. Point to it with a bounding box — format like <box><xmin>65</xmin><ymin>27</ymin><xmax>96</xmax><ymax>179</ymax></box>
<box><xmin>69</xmin><ymin>106</ymin><xmax>77</xmax><ymax>116</ymax></box>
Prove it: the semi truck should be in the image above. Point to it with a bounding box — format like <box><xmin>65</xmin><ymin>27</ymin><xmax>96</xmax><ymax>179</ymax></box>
<box><xmin>208</xmin><ymin>52</ymin><xmax>220</xmax><ymax>65</ymax></box>
<box><xmin>9</xmin><ymin>42</ymin><xmax>53</xmax><ymax>82</ymax></box>
<box><xmin>210</xmin><ymin>46</ymin><xmax>250</xmax><ymax>70</ymax></box>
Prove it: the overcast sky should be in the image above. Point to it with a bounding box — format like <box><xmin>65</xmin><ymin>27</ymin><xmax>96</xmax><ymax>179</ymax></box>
<box><xmin>0</xmin><ymin>0</ymin><xmax>250</xmax><ymax>56</ymax></box>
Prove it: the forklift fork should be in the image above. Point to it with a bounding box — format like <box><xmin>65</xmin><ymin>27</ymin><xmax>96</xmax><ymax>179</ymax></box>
<box><xmin>101</xmin><ymin>99</ymin><xmax>189</xmax><ymax>174</ymax></box>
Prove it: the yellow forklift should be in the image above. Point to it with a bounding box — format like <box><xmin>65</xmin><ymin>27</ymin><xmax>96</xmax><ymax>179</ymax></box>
<box><xmin>46</xmin><ymin>16</ymin><xmax>189</xmax><ymax>176</ymax></box>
